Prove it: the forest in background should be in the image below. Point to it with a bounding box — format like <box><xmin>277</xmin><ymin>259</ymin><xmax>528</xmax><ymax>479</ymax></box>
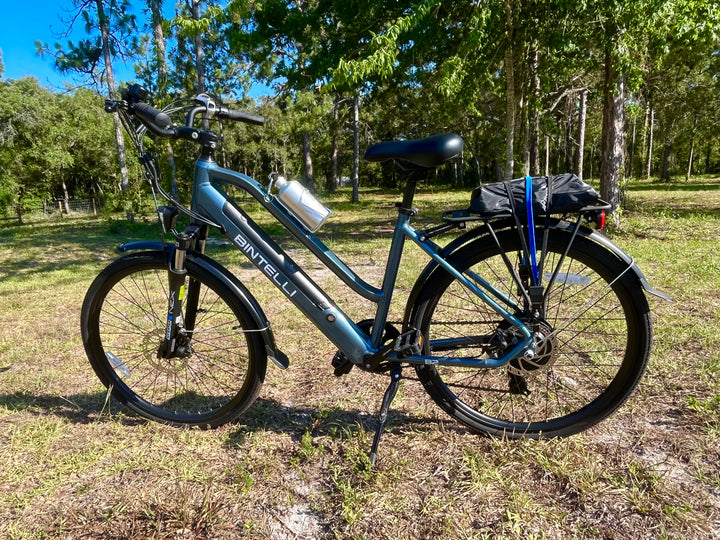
<box><xmin>0</xmin><ymin>0</ymin><xmax>719</xmax><ymax>219</ymax></box>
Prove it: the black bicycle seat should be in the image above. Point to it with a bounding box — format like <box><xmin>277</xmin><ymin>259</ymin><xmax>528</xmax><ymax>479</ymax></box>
<box><xmin>363</xmin><ymin>133</ymin><xmax>463</xmax><ymax>169</ymax></box>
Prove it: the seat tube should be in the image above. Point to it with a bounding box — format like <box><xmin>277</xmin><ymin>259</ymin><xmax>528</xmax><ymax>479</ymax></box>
<box><xmin>371</xmin><ymin>211</ymin><xmax>411</xmax><ymax>345</ymax></box>
<box><xmin>370</xmin><ymin>170</ymin><xmax>424</xmax><ymax>345</ymax></box>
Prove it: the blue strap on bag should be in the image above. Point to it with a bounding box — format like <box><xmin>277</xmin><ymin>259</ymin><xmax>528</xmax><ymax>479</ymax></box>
<box><xmin>525</xmin><ymin>176</ymin><xmax>538</xmax><ymax>285</ymax></box>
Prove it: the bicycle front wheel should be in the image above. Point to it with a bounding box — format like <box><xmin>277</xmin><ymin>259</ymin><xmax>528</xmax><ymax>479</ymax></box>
<box><xmin>410</xmin><ymin>227</ymin><xmax>652</xmax><ymax>438</ymax></box>
<box><xmin>81</xmin><ymin>251</ymin><xmax>267</xmax><ymax>427</ymax></box>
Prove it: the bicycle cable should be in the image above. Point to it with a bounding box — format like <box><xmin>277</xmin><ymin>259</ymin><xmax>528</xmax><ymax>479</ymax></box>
<box><xmin>120</xmin><ymin>103</ymin><xmax>224</xmax><ymax>232</ymax></box>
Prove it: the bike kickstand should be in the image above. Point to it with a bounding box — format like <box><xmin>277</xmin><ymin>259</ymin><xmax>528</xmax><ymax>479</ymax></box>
<box><xmin>369</xmin><ymin>364</ymin><xmax>402</xmax><ymax>466</ymax></box>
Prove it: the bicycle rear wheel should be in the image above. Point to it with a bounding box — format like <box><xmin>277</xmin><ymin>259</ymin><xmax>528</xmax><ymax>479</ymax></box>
<box><xmin>81</xmin><ymin>251</ymin><xmax>267</xmax><ymax>427</ymax></box>
<box><xmin>409</xmin><ymin>227</ymin><xmax>651</xmax><ymax>438</ymax></box>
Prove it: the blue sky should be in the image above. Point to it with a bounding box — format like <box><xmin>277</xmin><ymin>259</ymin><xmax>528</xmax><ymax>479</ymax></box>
<box><xmin>0</xmin><ymin>1</ymin><xmax>140</xmax><ymax>89</ymax></box>
<box><xmin>0</xmin><ymin>1</ymin><xmax>271</xmax><ymax>97</ymax></box>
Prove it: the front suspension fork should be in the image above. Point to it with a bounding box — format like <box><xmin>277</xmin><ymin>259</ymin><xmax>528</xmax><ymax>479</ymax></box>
<box><xmin>157</xmin><ymin>223</ymin><xmax>206</xmax><ymax>358</ymax></box>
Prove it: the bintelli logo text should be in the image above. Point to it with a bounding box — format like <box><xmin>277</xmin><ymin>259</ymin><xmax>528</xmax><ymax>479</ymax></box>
<box><xmin>233</xmin><ymin>233</ymin><xmax>297</xmax><ymax>298</ymax></box>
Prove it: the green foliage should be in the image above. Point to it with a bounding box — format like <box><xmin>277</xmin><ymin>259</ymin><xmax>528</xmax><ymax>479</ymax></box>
<box><xmin>38</xmin><ymin>0</ymin><xmax>139</xmax><ymax>90</ymax></box>
<box><xmin>0</xmin><ymin>78</ymin><xmax>71</xmax><ymax>213</ymax></box>
<box><xmin>11</xmin><ymin>0</ymin><xmax>719</xmax><ymax>210</ymax></box>
<box><xmin>330</xmin><ymin>0</ymin><xmax>436</xmax><ymax>90</ymax></box>
<box><xmin>0</xmin><ymin>78</ymin><xmax>137</xmax><ymax>215</ymax></box>
<box><xmin>166</xmin><ymin>0</ymin><xmax>250</xmax><ymax>97</ymax></box>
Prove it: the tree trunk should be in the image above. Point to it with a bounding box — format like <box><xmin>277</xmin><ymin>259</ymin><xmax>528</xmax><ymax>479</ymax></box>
<box><xmin>189</xmin><ymin>0</ymin><xmax>206</xmax><ymax>94</ymax></box>
<box><xmin>148</xmin><ymin>0</ymin><xmax>178</xmax><ymax>197</ymax></box>
<box><xmin>149</xmin><ymin>0</ymin><xmax>167</xmax><ymax>93</ymax></box>
<box><xmin>168</xmin><ymin>144</ymin><xmax>179</xmax><ymax>198</ymax></box>
<box><xmin>521</xmin><ymin>94</ymin><xmax>530</xmax><ymax>176</ymax></box>
<box><xmin>62</xmin><ymin>180</ymin><xmax>71</xmax><ymax>214</ymax></box>
<box><xmin>646</xmin><ymin>106</ymin><xmax>654</xmax><ymax>179</ymax></box>
<box><xmin>329</xmin><ymin>96</ymin><xmax>341</xmax><ymax>193</ymax></box>
<box><xmin>330</xmin><ymin>132</ymin><xmax>339</xmax><ymax>193</ymax></box>
<box><xmin>111</xmin><ymin>115</ymin><xmax>129</xmax><ymax>191</ymax></box>
<box><xmin>503</xmin><ymin>1</ymin><xmax>515</xmax><ymax>181</ymax></box>
<box><xmin>640</xmin><ymin>102</ymin><xmax>649</xmax><ymax>178</ymax></box>
<box><xmin>97</xmin><ymin>0</ymin><xmax>130</xmax><ymax>217</ymax></box>
<box><xmin>351</xmin><ymin>95</ymin><xmax>360</xmax><ymax>203</ymax></box>
<box><xmin>458</xmin><ymin>149</ymin><xmax>464</xmax><ymax>186</ymax></box>
<box><xmin>576</xmin><ymin>88</ymin><xmax>587</xmax><ymax>178</ymax></box>
<box><xmin>544</xmin><ymin>135</ymin><xmax>550</xmax><ymax>177</ymax></box>
<box><xmin>302</xmin><ymin>131</ymin><xmax>315</xmax><ymax>191</ymax></box>
<box><xmin>564</xmin><ymin>94</ymin><xmax>574</xmax><ymax>172</ymax></box>
<box><xmin>686</xmin><ymin>115</ymin><xmax>697</xmax><ymax>181</ymax></box>
<box><xmin>529</xmin><ymin>48</ymin><xmax>540</xmax><ymax>175</ymax></box>
<box><xmin>599</xmin><ymin>48</ymin><xmax>625</xmax><ymax>215</ymax></box>
<box><xmin>628</xmin><ymin>112</ymin><xmax>637</xmax><ymax>178</ymax></box>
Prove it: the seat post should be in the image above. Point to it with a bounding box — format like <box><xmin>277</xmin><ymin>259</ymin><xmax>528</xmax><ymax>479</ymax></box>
<box><xmin>399</xmin><ymin>168</ymin><xmax>429</xmax><ymax>212</ymax></box>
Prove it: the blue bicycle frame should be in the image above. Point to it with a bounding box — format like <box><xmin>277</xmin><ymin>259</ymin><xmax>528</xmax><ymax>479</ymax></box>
<box><xmin>189</xmin><ymin>154</ymin><xmax>534</xmax><ymax>369</ymax></box>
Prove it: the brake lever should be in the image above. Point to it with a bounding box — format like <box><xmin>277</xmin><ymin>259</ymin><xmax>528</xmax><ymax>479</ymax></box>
<box><xmin>194</xmin><ymin>93</ymin><xmax>218</xmax><ymax>117</ymax></box>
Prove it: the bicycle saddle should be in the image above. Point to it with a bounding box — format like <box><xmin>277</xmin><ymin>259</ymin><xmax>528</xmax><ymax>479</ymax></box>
<box><xmin>363</xmin><ymin>133</ymin><xmax>463</xmax><ymax>169</ymax></box>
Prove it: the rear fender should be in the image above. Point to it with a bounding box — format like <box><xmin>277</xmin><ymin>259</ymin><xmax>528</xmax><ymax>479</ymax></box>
<box><xmin>403</xmin><ymin>218</ymin><xmax>670</xmax><ymax>328</ymax></box>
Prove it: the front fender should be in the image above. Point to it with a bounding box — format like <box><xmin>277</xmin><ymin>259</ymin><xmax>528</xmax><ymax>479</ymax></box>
<box><xmin>117</xmin><ymin>240</ymin><xmax>173</xmax><ymax>254</ymax></box>
<box><xmin>187</xmin><ymin>251</ymin><xmax>290</xmax><ymax>370</ymax></box>
<box><xmin>116</xmin><ymin>242</ymin><xmax>289</xmax><ymax>369</ymax></box>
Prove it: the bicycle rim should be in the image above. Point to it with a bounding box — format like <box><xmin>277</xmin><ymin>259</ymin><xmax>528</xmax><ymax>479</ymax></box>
<box><xmin>81</xmin><ymin>252</ymin><xmax>265</xmax><ymax>427</ymax></box>
<box><xmin>412</xmin><ymin>228</ymin><xmax>651</xmax><ymax>438</ymax></box>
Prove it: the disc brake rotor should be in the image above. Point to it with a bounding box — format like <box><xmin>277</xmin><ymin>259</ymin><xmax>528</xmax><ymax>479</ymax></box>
<box><xmin>144</xmin><ymin>328</ymin><xmax>191</xmax><ymax>374</ymax></box>
<box><xmin>508</xmin><ymin>321</ymin><xmax>558</xmax><ymax>376</ymax></box>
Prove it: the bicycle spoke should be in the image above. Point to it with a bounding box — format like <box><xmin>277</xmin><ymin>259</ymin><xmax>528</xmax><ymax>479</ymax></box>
<box><xmin>85</xmin><ymin>257</ymin><xmax>264</xmax><ymax>424</ymax></box>
<box><xmin>413</xmin><ymin>227</ymin><xmax>649</xmax><ymax>436</ymax></box>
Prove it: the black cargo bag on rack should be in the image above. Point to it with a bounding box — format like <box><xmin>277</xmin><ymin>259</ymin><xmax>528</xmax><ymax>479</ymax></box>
<box><xmin>468</xmin><ymin>173</ymin><xmax>600</xmax><ymax>217</ymax></box>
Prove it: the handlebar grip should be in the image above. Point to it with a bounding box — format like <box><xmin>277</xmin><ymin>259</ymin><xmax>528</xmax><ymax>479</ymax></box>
<box><xmin>217</xmin><ymin>106</ymin><xmax>265</xmax><ymax>126</ymax></box>
<box><xmin>133</xmin><ymin>102</ymin><xmax>173</xmax><ymax>129</ymax></box>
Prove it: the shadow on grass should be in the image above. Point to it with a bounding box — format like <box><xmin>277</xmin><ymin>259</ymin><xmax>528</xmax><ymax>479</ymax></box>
<box><xmin>0</xmin><ymin>390</ymin><xmax>143</xmax><ymax>426</ymax></box>
<box><xmin>223</xmin><ymin>396</ymin><xmax>450</xmax><ymax>450</ymax></box>
<box><xmin>0</xmin><ymin>390</ymin><xmax>456</xmax><ymax>442</ymax></box>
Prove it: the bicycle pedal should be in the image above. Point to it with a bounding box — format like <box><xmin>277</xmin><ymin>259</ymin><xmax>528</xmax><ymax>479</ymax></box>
<box><xmin>331</xmin><ymin>351</ymin><xmax>353</xmax><ymax>377</ymax></box>
<box><xmin>393</xmin><ymin>328</ymin><xmax>423</xmax><ymax>358</ymax></box>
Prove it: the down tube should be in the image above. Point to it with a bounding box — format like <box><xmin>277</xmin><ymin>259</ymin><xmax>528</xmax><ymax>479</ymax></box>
<box><xmin>197</xmin><ymin>181</ymin><xmax>374</xmax><ymax>364</ymax></box>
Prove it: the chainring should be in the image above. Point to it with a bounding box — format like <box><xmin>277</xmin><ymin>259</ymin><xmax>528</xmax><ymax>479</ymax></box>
<box><xmin>331</xmin><ymin>319</ymin><xmax>400</xmax><ymax>376</ymax></box>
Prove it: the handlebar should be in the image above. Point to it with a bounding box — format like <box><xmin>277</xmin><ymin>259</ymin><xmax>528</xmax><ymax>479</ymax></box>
<box><xmin>217</xmin><ymin>106</ymin><xmax>265</xmax><ymax>126</ymax></box>
<box><xmin>106</xmin><ymin>84</ymin><xmax>265</xmax><ymax>144</ymax></box>
<box><xmin>133</xmin><ymin>102</ymin><xmax>173</xmax><ymax>130</ymax></box>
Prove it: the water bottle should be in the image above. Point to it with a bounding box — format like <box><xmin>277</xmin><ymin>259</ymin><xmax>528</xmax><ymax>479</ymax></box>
<box><xmin>272</xmin><ymin>175</ymin><xmax>331</xmax><ymax>232</ymax></box>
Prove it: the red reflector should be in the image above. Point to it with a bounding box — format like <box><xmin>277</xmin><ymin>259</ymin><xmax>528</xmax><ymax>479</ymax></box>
<box><xmin>599</xmin><ymin>210</ymin><xmax>606</xmax><ymax>230</ymax></box>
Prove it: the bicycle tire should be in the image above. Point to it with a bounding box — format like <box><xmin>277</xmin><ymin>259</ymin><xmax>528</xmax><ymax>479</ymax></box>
<box><xmin>81</xmin><ymin>251</ymin><xmax>267</xmax><ymax>427</ymax></box>
<box><xmin>410</xmin><ymin>227</ymin><xmax>652</xmax><ymax>438</ymax></box>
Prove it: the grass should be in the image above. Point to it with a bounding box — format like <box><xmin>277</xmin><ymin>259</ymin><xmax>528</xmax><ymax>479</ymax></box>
<box><xmin>0</xmin><ymin>177</ymin><xmax>719</xmax><ymax>538</ymax></box>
